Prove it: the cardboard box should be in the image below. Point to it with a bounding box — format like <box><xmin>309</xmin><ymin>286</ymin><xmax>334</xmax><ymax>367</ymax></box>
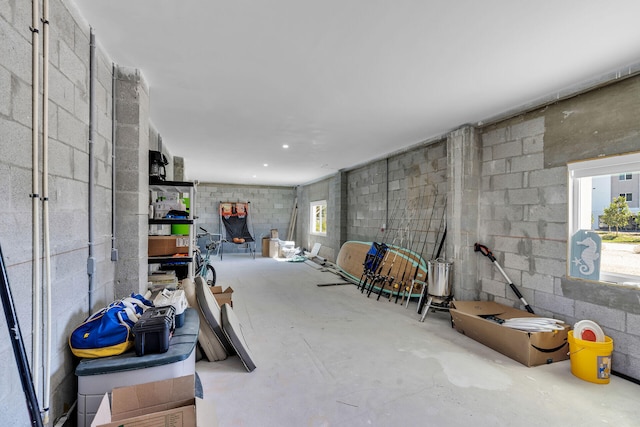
<box><xmin>449</xmin><ymin>301</ymin><xmax>570</xmax><ymax>367</ymax></box>
<box><xmin>270</xmin><ymin>229</ymin><xmax>278</xmax><ymax>238</ymax></box>
<box><xmin>148</xmin><ymin>236</ymin><xmax>190</xmax><ymax>257</ymax></box>
<box><xmin>210</xmin><ymin>285</ymin><xmax>234</xmax><ymax>307</ymax></box>
<box><xmin>262</xmin><ymin>237</ymin><xmax>269</xmax><ymax>257</ymax></box>
<box><xmin>91</xmin><ymin>374</ymin><xmax>217</xmax><ymax>427</ymax></box>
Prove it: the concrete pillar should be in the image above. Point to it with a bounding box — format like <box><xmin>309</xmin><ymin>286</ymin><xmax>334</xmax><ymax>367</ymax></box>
<box><xmin>447</xmin><ymin>125</ymin><xmax>481</xmax><ymax>300</ymax></box>
<box><xmin>114</xmin><ymin>66</ymin><xmax>150</xmax><ymax>296</ymax></box>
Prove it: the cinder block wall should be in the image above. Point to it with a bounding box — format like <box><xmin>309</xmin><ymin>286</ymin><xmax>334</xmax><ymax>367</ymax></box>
<box><xmin>476</xmin><ymin>76</ymin><xmax>640</xmax><ymax>380</ymax></box>
<box><xmin>194</xmin><ymin>183</ymin><xmax>296</xmax><ymax>254</ymax></box>
<box><xmin>346</xmin><ymin>159</ymin><xmax>389</xmax><ymax>242</ymax></box>
<box><xmin>0</xmin><ymin>1</ymin><xmax>116</xmax><ymax>424</ymax></box>
<box><xmin>477</xmin><ymin>117</ymin><xmax>554</xmax><ymax>308</ymax></box>
<box><xmin>295</xmin><ymin>172</ymin><xmax>347</xmax><ymax>261</ymax></box>
<box><xmin>296</xmin><ymin>141</ymin><xmax>447</xmax><ymax>264</ymax></box>
<box><xmin>343</xmin><ymin>141</ymin><xmax>447</xmax><ymax>255</ymax></box>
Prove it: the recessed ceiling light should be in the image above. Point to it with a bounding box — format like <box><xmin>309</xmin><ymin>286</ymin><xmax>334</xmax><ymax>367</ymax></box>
<box><xmin>282</xmin><ymin>144</ymin><xmax>289</xmax><ymax>149</ymax></box>
<box><xmin>263</xmin><ymin>163</ymin><xmax>268</xmax><ymax>167</ymax></box>
<box><xmin>252</xmin><ymin>175</ymin><xmax>257</xmax><ymax>178</ymax></box>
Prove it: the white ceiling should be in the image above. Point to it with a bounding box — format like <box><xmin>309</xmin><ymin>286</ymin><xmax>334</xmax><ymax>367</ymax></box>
<box><xmin>72</xmin><ymin>1</ymin><xmax>640</xmax><ymax>186</ymax></box>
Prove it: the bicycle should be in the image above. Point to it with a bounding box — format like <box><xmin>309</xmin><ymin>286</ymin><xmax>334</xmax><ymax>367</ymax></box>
<box><xmin>194</xmin><ymin>227</ymin><xmax>218</xmax><ymax>286</ymax></box>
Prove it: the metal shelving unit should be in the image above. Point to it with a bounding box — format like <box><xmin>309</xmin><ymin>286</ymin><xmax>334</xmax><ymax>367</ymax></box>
<box><xmin>148</xmin><ymin>179</ymin><xmax>197</xmax><ymax>278</ymax></box>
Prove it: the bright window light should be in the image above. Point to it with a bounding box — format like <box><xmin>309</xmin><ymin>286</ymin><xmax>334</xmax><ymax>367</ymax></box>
<box><xmin>568</xmin><ymin>152</ymin><xmax>640</xmax><ymax>286</ymax></box>
<box><xmin>310</xmin><ymin>200</ymin><xmax>327</xmax><ymax>236</ymax></box>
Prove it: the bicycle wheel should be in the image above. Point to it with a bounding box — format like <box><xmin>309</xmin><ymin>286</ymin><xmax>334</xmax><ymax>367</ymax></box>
<box><xmin>205</xmin><ymin>264</ymin><xmax>217</xmax><ymax>286</ymax></box>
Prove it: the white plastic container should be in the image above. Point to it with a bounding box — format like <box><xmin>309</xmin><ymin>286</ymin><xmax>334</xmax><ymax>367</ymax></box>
<box><xmin>153</xmin><ymin>289</ymin><xmax>188</xmax><ymax>327</ymax></box>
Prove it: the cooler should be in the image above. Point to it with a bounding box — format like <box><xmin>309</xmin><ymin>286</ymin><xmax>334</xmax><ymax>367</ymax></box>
<box><xmin>153</xmin><ymin>288</ymin><xmax>188</xmax><ymax>327</ymax></box>
<box><xmin>75</xmin><ymin>308</ymin><xmax>199</xmax><ymax>427</ymax></box>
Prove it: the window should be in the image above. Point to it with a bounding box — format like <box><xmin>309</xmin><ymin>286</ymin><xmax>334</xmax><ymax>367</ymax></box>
<box><xmin>568</xmin><ymin>152</ymin><xmax>640</xmax><ymax>285</ymax></box>
<box><xmin>310</xmin><ymin>200</ymin><xmax>327</xmax><ymax>236</ymax></box>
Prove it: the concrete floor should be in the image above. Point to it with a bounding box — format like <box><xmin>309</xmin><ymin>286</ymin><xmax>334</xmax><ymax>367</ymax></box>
<box><xmin>196</xmin><ymin>255</ymin><xmax>639</xmax><ymax>427</ymax></box>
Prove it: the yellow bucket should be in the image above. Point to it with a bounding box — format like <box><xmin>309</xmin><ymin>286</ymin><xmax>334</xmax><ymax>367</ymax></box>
<box><xmin>567</xmin><ymin>331</ymin><xmax>613</xmax><ymax>384</ymax></box>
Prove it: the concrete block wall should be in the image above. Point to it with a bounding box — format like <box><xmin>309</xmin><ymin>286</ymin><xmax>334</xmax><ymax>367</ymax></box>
<box><xmin>296</xmin><ymin>141</ymin><xmax>448</xmax><ymax>265</ymax></box>
<box><xmin>345</xmin><ymin>141</ymin><xmax>447</xmax><ymax>259</ymax></box>
<box><xmin>477</xmin><ymin>85</ymin><xmax>640</xmax><ymax>380</ymax></box>
<box><xmin>295</xmin><ymin>173</ymin><xmax>347</xmax><ymax>261</ymax></box>
<box><xmin>346</xmin><ymin>159</ymin><xmax>388</xmax><ymax>242</ymax></box>
<box><xmin>114</xmin><ymin>66</ymin><xmax>150</xmax><ymax>296</ymax></box>
<box><xmin>0</xmin><ymin>1</ymin><xmax>117</xmax><ymax>424</ymax></box>
<box><xmin>194</xmin><ymin>182</ymin><xmax>296</xmax><ymax>254</ymax></box>
<box><xmin>477</xmin><ymin>116</ymin><xmax>559</xmax><ymax>310</ymax></box>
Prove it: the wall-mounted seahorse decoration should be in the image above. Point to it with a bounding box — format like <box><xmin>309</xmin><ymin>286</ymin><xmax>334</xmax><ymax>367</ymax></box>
<box><xmin>570</xmin><ymin>230</ymin><xmax>601</xmax><ymax>280</ymax></box>
<box><xmin>576</xmin><ymin>236</ymin><xmax>600</xmax><ymax>275</ymax></box>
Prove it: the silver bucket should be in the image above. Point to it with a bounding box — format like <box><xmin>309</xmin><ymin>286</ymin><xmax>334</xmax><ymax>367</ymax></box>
<box><xmin>428</xmin><ymin>258</ymin><xmax>453</xmax><ymax>297</ymax></box>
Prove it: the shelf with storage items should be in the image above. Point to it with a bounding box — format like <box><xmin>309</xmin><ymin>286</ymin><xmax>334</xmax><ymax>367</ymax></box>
<box><xmin>148</xmin><ymin>179</ymin><xmax>197</xmax><ymax>278</ymax></box>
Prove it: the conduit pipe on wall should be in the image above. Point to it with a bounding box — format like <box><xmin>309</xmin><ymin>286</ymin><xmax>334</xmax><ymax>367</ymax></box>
<box><xmin>88</xmin><ymin>28</ymin><xmax>96</xmax><ymax>313</ymax></box>
<box><xmin>30</xmin><ymin>0</ymin><xmax>42</xmax><ymax>409</ymax></box>
<box><xmin>111</xmin><ymin>62</ymin><xmax>118</xmax><ymax>262</ymax></box>
<box><xmin>385</xmin><ymin>158</ymin><xmax>389</xmax><ymax>231</ymax></box>
<box><xmin>41</xmin><ymin>0</ymin><xmax>52</xmax><ymax>422</ymax></box>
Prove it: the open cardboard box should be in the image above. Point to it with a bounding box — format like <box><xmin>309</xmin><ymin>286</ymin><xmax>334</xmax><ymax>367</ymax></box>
<box><xmin>449</xmin><ymin>301</ymin><xmax>570</xmax><ymax>367</ymax></box>
<box><xmin>210</xmin><ymin>285</ymin><xmax>234</xmax><ymax>307</ymax></box>
<box><xmin>91</xmin><ymin>374</ymin><xmax>217</xmax><ymax>427</ymax></box>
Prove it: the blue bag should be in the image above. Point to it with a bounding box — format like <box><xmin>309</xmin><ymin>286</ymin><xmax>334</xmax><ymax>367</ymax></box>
<box><xmin>364</xmin><ymin>242</ymin><xmax>388</xmax><ymax>273</ymax></box>
<box><xmin>69</xmin><ymin>294</ymin><xmax>153</xmax><ymax>358</ymax></box>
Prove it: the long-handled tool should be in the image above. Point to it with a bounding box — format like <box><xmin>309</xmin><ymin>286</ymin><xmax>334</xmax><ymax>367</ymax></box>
<box><xmin>405</xmin><ymin>190</ymin><xmax>435</xmax><ymax>308</ymax></box>
<box><xmin>474</xmin><ymin>243</ymin><xmax>534</xmax><ymax>314</ymax></box>
<box><xmin>1</xmin><ymin>244</ymin><xmax>44</xmax><ymax>427</ymax></box>
<box><xmin>416</xmin><ymin>191</ymin><xmax>440</xmax><ymax>314</ymax></box>
<box><xmin>393</xmin><ymin>190</ymin><xmax>427</xmax><ymax>303</ymax></box>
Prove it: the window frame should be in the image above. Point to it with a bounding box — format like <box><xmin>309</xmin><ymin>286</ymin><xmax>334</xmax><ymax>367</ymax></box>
<box><xmin>310</xmin><ymin>200</ymin><xmax>327</xmax><ymax>236</ymax></box>
<box><xmin>568</xmin><ymin>152</ymin><xmax>640</xmax><ymax>285</ymax></box>
<box><xmin>620</xmin><ymin>193</ymin><xmax>633</xmax><ymax>202</ymax></box>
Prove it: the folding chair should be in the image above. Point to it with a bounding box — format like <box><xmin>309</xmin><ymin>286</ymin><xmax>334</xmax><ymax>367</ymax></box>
<box><xmin>219</xmin><ymin>201</ymin><xmax>256</xmax><ymax>260</ymax></box>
